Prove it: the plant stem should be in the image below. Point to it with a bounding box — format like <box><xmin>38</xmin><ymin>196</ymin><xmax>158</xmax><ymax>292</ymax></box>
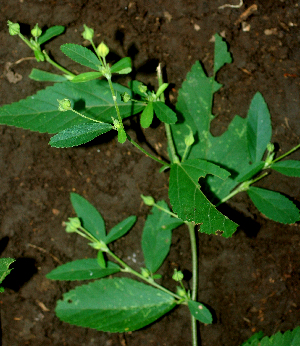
<box><xmin>106</xmin><ymin>249</ymin><xmax>182</xmax><ymax>300</ymax></box>
<box><xmin>271</xmin><ymin>143</ymin><xmax>300</xmax><ymax>164</ymax></box>
<box><xmin>126</xmin><ymin>133</ymin><xmax>170</xmax><ymax>166</ymax></box>
<box><xmin>156</xmin><ymin>64</ymin><xmax>180</xmax><ymax>164</ymax></box>
<box><xmin>187</xmin><ymin>222</ymin><xmax>198</xmax><ymax>346</ymax></box>
<box><xmin>106</xmin><ymin>77</ymin><xmax>124</xmax><ymax>128</ymax></box>
<box><xmin>43</xmin><ymin>50</ymin><xmax>75</xmax><ymax>77</ymax></box>
<box><xmin>153</xmin><ymin>203</ymin><xmax>179</xmax><ymax>218</ymax></box>
<box><xmin>71</xmin><ymin>109</ymin><xmax>104</xmax><ymax>124</ymax></box>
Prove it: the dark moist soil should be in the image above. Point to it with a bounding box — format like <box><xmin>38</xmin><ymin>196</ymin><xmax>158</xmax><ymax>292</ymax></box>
<box><xmin>1</xmin><ymin>1</ymin><xmax>300</xmax><ymax>345</ymax></box>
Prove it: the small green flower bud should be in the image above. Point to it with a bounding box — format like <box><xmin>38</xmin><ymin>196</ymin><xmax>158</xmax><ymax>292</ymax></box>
<box><xmin>172</xmin><ymin>269</ymin><xmax>184</xmax><ymax>282</ymax></box>
<box><xmin>121</xmin><ymin>92</ymin><xmax>131</xmax><ymax>103</ymax></box>
<box><xmin>7</xmin><ymin>21</ymin><xmax>20</xmax><ymax>36</ymax></box>
<box><xmin>65</xmin><ymin>217</ymin><xmax>81</xmax><ymax>233</ymax></box>
<box><xmin>138</xmin><ymin>83</ymin><xmax>147</xmax><ymax>94</ymax></box>
<box><xmin>31</xmin><ymin>23</ymin><xmax>42</xmax><ymax>38</ymax></box>
<box><xmin>89</xmin><ymin>241</ymin><xmax>109</xmax><ymax>252</ymax></box>
<box><xmin>267</xmin><ymin>143</ymin><xmax>275</xmax><ymax>153</ymax></box>
<box><xmin>141</xmin><ymin>268</ymin><xmax>150</xmax><ymax>278</ymax></box>
<box><xmin>176</xmin><ymin>286</ymin><xmax>186</xmax><ymax>297</ymax></box>
<box><xmin>184</xmin><ymin>129</ymin><xmax>194</xmax><ymax>147</ymax></box>
<box><xmin>97</xmin><ymin>42</ymin><xmax>109</xmax><ymax>58</ymax></box>
<box><xmin>141</xmin><ymin>195</ymin><xmax>155</xmax><ymax>206</ymax></box>
<box><xmin>82</xmin><ymin>24</ymin><xmax>94</xmax><ymax>41</ymax></box>
<box><xmin>57</xmin><ymin>98</ymin><xmax>72</xmax><ymax>112</ymax></box>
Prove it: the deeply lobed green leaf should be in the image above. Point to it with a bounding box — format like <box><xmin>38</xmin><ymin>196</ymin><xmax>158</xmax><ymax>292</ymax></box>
<box><xmin>55</xmin><ymin>277</ymin><xmax>176</xmax><ymax>332</ymax></box>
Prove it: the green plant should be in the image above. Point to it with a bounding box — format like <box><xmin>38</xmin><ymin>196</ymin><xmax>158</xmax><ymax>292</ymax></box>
<box><xmin>2</xmin><ymin>22</ymin><xmax>300</xmax><ymax>345</ymax></box>
<box><xmin>0</xmin><ymin>258</ymin><xmax>15</xmax><ymax>293</ymax></box>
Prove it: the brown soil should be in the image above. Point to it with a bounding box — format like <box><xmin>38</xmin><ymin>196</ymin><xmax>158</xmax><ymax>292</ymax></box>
<box><xmin>1</xmin><ymin>1</ymin><xmax>300</xmax><ymax>345</ymax></box>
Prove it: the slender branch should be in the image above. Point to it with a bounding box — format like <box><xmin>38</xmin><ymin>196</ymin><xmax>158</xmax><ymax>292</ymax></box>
<box><xmin>126</xmin><ymin>133</ymin><xmax>170</xmax><ymax>166</ymax></box>
<box><xmin>43</xmin><ymin>50</ymin><xmax>75</xmax><ymax>77</ymax></box>
<box><xmin>106</xmin><ymin>249</ymin><xmax>182</xmax><ymax>300</ymax></box>
<box><xmin>271</xmin><ymin>143</ymin><xmax>300</xmax><ymax>164</ymax></box>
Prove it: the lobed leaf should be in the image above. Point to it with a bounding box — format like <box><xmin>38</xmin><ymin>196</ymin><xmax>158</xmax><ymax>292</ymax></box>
<box><xmin>38</xmin><ymin>25</ymin><xmax>65</xmax><ymax>45</ymax></box>
<box><xmin>0</xmin><ymin>79</ymin><xmax>144</xmax><ymax>134</ymax></box>
<box><xmin>214</xmin><ymin>33</ymin><xmax>232</xmax><ymax>75</ymax></box>
<box><xmin>61</xmin><ymin>43</ymin><xmax>102</xmax><ymax>70</ymax></box>
<box><xmin>105</xmin><ymin>216</ymin><xmax>136</xmax><ymax>244</ymax></box>
<box><xmin>153</xmin><ymin>101</ymin><xmax>177</xmax><ymax>124</ymax></box>
<box><xmin>0</xmin><ymin>258</ymin><xmax>15</xmax><ymax>285</ymax></box>
<box><xmin>46</xmin><ymin>259</ymin><xmax>119</xmax><ymax>281</ymax></box>
<box><xmin>169</xmin><ymin>159</ymin><xmax>237</xmax><ymax>237</ymax></box>
<box><xmin>29</xmin><ymin>68</ymin><xmax>68</xmax><ymax>82</ymax></box>
<box><xmin>187</xmin><ymin>300</ymin><xmax>213</xmax><ymax>324</ymax></box>
<box><xmin>55</xmin><ymin>277</ymin><xmax>176</xmax><ymax>332</ymax></box>
<box><xmin>70</xmin><ymin>193</ymin><xmax>106</xmax><ymax>241</ymax></box>
<box><xmin>49</xmin><ymin>122</ymin><xmax>112</xmax><ymax>148</ymax></box>
<box><xmin>247</xmin><ymin>92</ymin><xmax>272</xmax><ymax>163</ymax></box>
<box><xmin>271</xmin><ymin>160</ymin><xmax>300</xmax><ymax>177</ymax></box>
<box><xmin>142</xmin><ymin>201</ymin><xmax>183</xmax><ymax>273</ymax></box>
<box><xmin>247</xmin><ymin>187</ymin><xmax>300</xmax><ymax>224</ymax></box>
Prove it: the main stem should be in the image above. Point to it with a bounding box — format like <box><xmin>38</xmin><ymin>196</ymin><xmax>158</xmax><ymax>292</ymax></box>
<box><xmin>187</xmin><ymin>222</ymin><xmax>198</xmax><ymax>346</ymax></box>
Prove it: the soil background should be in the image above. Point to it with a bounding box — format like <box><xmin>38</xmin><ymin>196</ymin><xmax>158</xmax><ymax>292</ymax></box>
<box><xmin>0</xmin><ymin>1</ymin><xmax>300</xmax><ymax>345</ymax></box>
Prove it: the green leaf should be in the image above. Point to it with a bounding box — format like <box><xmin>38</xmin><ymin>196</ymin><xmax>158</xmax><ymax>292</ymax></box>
<box><xmin>97</xmin><ymin>251</ymin><xmax>106</xmax><ymax>269</ymax></box>
<box><xmin>214</xmin><ymin>33</ymin><xmax>232</xmax><ymax>75</ymax></box>
<box><xmin>61</xmin><ymin>44</ymin><xmax>102</xmax><ymax>70</ymax></box>
<box><xmin>153</xmin><ymin>101</ymin><xmax>177</xmax><ymax>124</ymax></box>
<box><xmin>169</xmin><ymin>159</ymin><xmax>238</xmax><ymax>237</ymax></box>
<box><xmin>271</xmin><ymin>160</ymin><xmax>300</xmax><ymax>177</ymax></box>
<box><xmin>187</xmin><ymin>300</ymin><xmax>212</xmax><ymax>324</ymax></box>
<box><xmin>105</xmin><ymin>216</ymin><xmax>136</xmax><ymax>244</ymax></box>
<box><xmin>70</xmin><ymin>193</ymin><xmax>106</xmax><ymax>241</ymax></box>
<box><xmin>29</xmin><ymin>68</ymin><xmax>68</xmax><ymax>82</ymax></box>
<box><xmin>140</xmin><ymin>102</ymin><xmax>154</xmax><ymax>128</ymax></box>
<box><xmin>46</xmin><ymin>259</ymin><xmax>119</xmax><ymax>281</ymax></box>
<box><xmin>142</xmin><ymin>201</ymin><xmax>183</xmax><ymax>273</ymax></box>
<box><xmin>111</xmin><ymin>57</ymin><xmax>132</xmax><ymax>74</ymax></box>
<box><xmin>71</xmin><ymin>72</ymin><xmax>102</xmax><ymax>83</ymax></box>
<box><xmin>0</xmin><ymin>258</ymin><xmax>15</xmax><ymax>285</ymax></box>
<box><xmin>236</xmin><ymin>161</ymin><xmax>265</xmax><ymax>183</ymax></box>
<box><xmin>38</xmin><ymin>25</ymin><xmax>65</xmax><ymax>45</ymax></box>
<box><xmin>55</xmin><ymin>277</ymin><xmax>176</xmax><ymax>332</ymax></box>
<box><xmin>247</xmin><ymin>92</ymin><xmax>272</xmax><ymax>163</ymax></box>
<box><xmin>0</xmin><ymin>80</ymin><xmax>144</xmax><ymax>133</ymax></box>
<box><xmin>241</xmin><ymin>327</ymin><xmax>300</xmax><ymax>346</ymax></box>
<box><xmin>247</xmin><ymin>187</ymin><xmax>300</xmax><ymax>224</ymax></box>
<box><xmin>130</xmin><ymin>80</ymin><xmax>146</xmax><ymax>96</ymax></box>
<box><xmin>49</xmin><ymin>122</ymin><xmax>112</xmax><ymax>148</ymax></box>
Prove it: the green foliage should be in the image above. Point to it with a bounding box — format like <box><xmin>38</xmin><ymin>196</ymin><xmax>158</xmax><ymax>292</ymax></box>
<box><xmin>49</xmin><ymin>122</ymin><xmax>113</xmax><ymax>148</ymax></box>
<box><xmin>187</xmin><ymin>300</ymin><xmax>213</xmax><ymax>324</ymax></box>
<box><xmin>55</xmin><ymin>277</ymin><xmax>176</xmax><ymax>332</ymax></box>
<box><xmin>271</xmin><ymin>160</ymin><xmax>300</xmax><ymax>177</ymax></box>
<box><xmin>142</xmin><ymin>201</ymin><xmax>183</xmax><ymax>273</ymax></box>
<box><xmin>247</xmin><ymin>187</ymin><xmax>300</xmax><ymax>223</ymax></box>
<box><xmin>0</xmin><ymin>258</ymin><xmax>15</xmax><ymax>292</ymax></box>
<box><xmin>46</xmin><ymin>259</ymin><xmax>120</xmax><ymax>280</ymax></box>
<box><xmin>61</xmin><ymin>43</ymin><xmax>102</xmax><ymax>70</ymax></box>
<box><xmin>169</xmin><ymin>159</ymin><xmax>237</xmax><ymax>236</ymax></box>
<box><xmin>29</xmin><ymin>68</ymin><xmax>68</xmax><ymax>82</ymax></box>
<box><xmin>0</xmin><ymin>80</ymin><xmax>144</xmax><ymax>133</ymax></box>
<box><xmin>241</xmin><ymin>326</ymin><xmax>300</xmax><ymax>346</ymax></box>
<box><xmin>38</xmin><ymin>26</ymin><xmax>65</xmax><ymax>45</ymax></box>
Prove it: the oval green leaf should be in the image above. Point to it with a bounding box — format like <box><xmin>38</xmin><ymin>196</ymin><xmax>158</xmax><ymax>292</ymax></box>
<box><xmin>55</xmin><ymin>277</ymin><xmax>176</xmax><ymax>332</ymax></box>
<box><xmin>29</xmin><ymin>68</ymin><xmax>68</xmax><ymax>82</ymax></box>
<box><xmin>38</xmin><ymin>26</ymin><xmax>65</xmax><ymax>45</ymax></box>
<box><xmin>105</xmin><ymin>216</ymin><xmax>136</xmax><ymax>244</ymax></box>
<box><xmin>71</xmin><ymin>72</ymin><xmax>102</xmax><ymax>83</ymax></box>
<box><xmin>49</xmin><ymin>122</ymin><xmax>112</xmax><ymax>148</ymax></box>
<box><xmin>46</xmin><ymin>259</ymin><xmax>119</xmax><ymax>281</ymax></box>
<box><xmin>140</xmin><ymin>102</ymin><xmax>154</xmax><ymax>128</ymax></box>
<box><xmin>187</xmin><ymin>300</ymin><xmax>213</xmax><ymax>324</ymax></box>
<box><xmin>111</xmin><ymin>57</ymin><xmax>132</xmax><ymax>74</ymax></box>
<box><xmin>248</xmin><ymin>187</ymin><xmax>300</xmax><ymax>224</ymax></box>
<box><xmin>271</xmin><ymin>160</ymin><xmax>300</xmax><ymax>177</ymax></box>
<box><xmin>153</xmin><ymin>101</ymin><xmax>177</xmax><ymax>124</ymax></box>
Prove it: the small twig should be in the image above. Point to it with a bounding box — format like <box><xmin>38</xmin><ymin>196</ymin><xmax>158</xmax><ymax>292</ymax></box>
<box><xmin>234</xmin><ymin>4</ymin><xmax>258</xmax><ymax>25</ymax></box>
<box><xmin>14</xmin><ymin>57</ymin><xmax>36</xmax><ymax>65</ymax></box>
<box><xmin>28</xmin><ymin>243</ymin><xmax>62</xmax><ymax>264</ymax></box>
<box><xmin>219</xmin><ymin>0</ymin><xmax>243</xmax><ymax>9</ymax></box>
